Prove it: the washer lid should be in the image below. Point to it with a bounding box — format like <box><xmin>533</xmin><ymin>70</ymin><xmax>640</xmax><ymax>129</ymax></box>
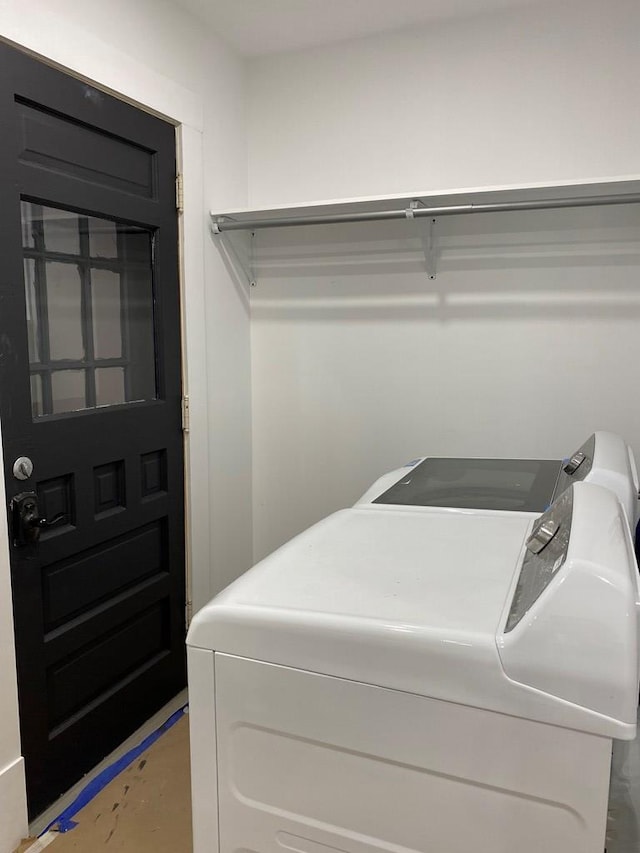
<box><xmin>372</xmin><ymin>456</ymin><xmax>561</xmax><ymax>512</ymax></box>
<box><xmin>357</xmin><ymin>432</ymin><xmax>638</xmax><ymax>526</ymax></box>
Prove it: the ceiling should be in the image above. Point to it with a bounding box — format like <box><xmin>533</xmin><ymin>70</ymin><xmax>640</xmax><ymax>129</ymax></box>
<box><xmin>177</xmin><ymin>0</ymin><xmax>543</xmax><ymax>56</ymax></box>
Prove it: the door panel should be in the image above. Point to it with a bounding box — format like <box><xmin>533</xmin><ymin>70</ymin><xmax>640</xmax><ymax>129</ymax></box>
<box><xmin>0</xmin><ymin>41</ymin><xmax>186</xmax><ymax>817</ymax></box>
<box><xmin>16</xmin><ymin>100</ymin><xmax>156</xmax><ymax>198</ymax></box>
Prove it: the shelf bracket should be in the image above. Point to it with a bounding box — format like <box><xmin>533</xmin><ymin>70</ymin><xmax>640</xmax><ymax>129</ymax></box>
<box><xmin>406</xmin><ymin>201</ymin><xmax>437</xmax><ymax>280</ymax></box>
<box><xmin>211</xmin><ymin>215</ymin><xmax>256</xmax><ymax>287</ymax></box>
<box><xmin>423</xmin><ymin>217</ymin><xmax>437</xmax><ymax>281</ymax></box>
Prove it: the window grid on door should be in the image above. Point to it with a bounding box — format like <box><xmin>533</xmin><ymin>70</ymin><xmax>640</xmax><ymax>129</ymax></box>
<box><xmin>21</xmin><ymin>201</ymin><xmax>157</xmax><ymax>418</ymax></box>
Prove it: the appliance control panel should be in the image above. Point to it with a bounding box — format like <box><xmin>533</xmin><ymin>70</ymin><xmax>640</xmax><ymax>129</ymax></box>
<box><xmin>553</xmin><ymin>434</ymin><xmax>595</xmax><ymax>499</ymax></box>
<box><xmin>505</xmin><ymin>488</ymin><xmax>574</xmax><ymax>632</ymax></box>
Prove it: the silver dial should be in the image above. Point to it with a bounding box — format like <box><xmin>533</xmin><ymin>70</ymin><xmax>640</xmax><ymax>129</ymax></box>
<box><xmin>525</xmin><ymin>518</ymin><xmax>560</xmax><ymax>554</ymax></box>
<box><xmin>563</xmin><ymin>451</ymin><xmax>586</xmax><ymax>475</ymax></box>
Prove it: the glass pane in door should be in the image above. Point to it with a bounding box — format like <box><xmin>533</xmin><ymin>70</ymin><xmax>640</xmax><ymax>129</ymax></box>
<box><xmin>23</xmin><ymin>259</ymin><xmax>40</xmax><ymax>363</ymax></box>
<box><xmin>91</xmin><ymin>269</ymin><xmax>122</xmax><ymax>359</ymax></box>
<box><xmin>30</xmin><ymin>374</ymin><xmax>44</xmax><ymax>418</ymax></box>
<box><xmin>51</xmin><ymin>370</ymin><xmax>86</xmax><ymax>414</ymax></box>
<box><xmin>21</xmin><ymin>201</ymin><xmax>157</xmax><ymax>417</ymax></box>
<box><xmin>45</xmin><ymin>262</ymin><xmax>85</xmax><ymax>360</ymax></box>
<box><xmin>42</xmin><ymin>207</ymin><xmax>81</xmax><ymax>255</ymax></box>
<box><xmin>88</xmin><ymin>217</ymin><xmax>118</xmax><ymax>259</ymax></box>
<box><xmin>96</xmin><ymin>367</ymin><xmax>125</xmax><ymax>407</ymax></box>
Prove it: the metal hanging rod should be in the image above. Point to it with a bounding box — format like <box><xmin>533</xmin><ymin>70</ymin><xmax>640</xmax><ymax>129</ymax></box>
<box><xmin>211</xmin><ymin>192</ymin><xmax>640</xmax><ymax>233</ymax></box>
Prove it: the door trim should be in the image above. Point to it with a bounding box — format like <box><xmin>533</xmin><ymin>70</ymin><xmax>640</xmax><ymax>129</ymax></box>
<box><xmin>0</xmin><ymin>34</ymin><xmax>210</xmax><ymax>833</ymax></box>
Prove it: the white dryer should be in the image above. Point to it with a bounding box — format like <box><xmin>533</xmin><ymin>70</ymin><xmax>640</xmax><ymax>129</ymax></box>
<box><xmin>187</xmin><ymin>481</ymin><xmax>640</xmax><ymax>853</ymax></box>
<box><xmin>358</xmin><ymin>430</ymin><xmax>639</xmax><ymax>526</ymax></box>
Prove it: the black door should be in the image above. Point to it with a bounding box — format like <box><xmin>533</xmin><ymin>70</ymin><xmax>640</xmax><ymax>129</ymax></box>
<box><xmin>0</xmin><ymin>42</ymin><xmax>186</xmax><ymax>817</ymax></box>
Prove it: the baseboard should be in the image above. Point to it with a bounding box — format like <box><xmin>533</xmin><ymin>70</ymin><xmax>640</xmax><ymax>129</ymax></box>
<box><xmin>29</xmin><ymin>689</ymin><xmax>188</xmax><ymax>838</ymax></box>
<box><xmin>0</xmin><ymin>756</ymin><xmax>28</xmax><ymax>853</ymax></box>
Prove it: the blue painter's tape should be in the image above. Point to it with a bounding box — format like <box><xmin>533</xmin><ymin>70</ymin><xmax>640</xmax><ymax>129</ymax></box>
<box><xmin>42</xmin><ymin>704</ymin><xmax>188</xmax><ymax>835</ymax></box>
<box><xmin>403</xmin><ymin>459</ymin><xmax>421</xmax><ymax>467</ymax></box>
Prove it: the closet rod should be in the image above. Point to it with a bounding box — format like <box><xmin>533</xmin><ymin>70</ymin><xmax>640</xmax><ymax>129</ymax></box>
<box><xmin>212</xmin><ymin>192</ymin><xmax>640</xmax><ymax>233</ymax></box>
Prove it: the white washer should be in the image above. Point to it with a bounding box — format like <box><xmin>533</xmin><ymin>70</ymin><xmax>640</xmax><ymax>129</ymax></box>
<box><xmin>358</xmin><ymin>430</ymin><xmax>639</xmax><ymax>528</ymax></box>
<box><xmin>187</xmin><ymin>482</ymin><xmax>640</xmax><ymax>853</ymax></box>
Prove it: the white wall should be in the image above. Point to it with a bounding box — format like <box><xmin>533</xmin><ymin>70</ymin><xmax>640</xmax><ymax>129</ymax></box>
<box><xmin>247</xmin><ymin>0</ymin><xmax>640</xmax><ymax>560</ymax></box>
<box><xmin>247</xmin><ymin>0</ymin><xmax>640</xmax><ymax>207</ymax></box>
<box><xmin>0</xmin><ymin>464</ymin><xmax>25</xmax><ymax>853</ymax></box>
<box><xmin>0</xmin><ymin>0</ymin><xmax>251</xmax><ymax>845</ymax></box>
<box><xmin>250</xmin><ymin>199</ymin><xmax>640</xmax><ymax>560</ymax></box>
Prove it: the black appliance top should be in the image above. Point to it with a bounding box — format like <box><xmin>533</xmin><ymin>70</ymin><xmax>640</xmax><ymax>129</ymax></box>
<box><xmin>373</xmin><ymin>457</ymin><xmax>563</xmax><ymax>513</ymax></box>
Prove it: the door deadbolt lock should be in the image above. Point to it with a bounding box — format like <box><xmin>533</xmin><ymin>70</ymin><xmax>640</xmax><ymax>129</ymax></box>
<box><xmin>10</xmin><ymin>491</ymin><xmax>65</xmax><ymax>547</ymax></box>
<box><xmin>13</xmin><ymin>456</ymin><xmax>34</xmax><ymax>480</ymax></box>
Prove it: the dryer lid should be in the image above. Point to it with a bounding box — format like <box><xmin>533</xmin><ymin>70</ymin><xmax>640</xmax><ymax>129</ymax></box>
<box><xmin>188</xmin><ymin>485</ymin><xmax>639</xmax><ymax>739</ymax></box>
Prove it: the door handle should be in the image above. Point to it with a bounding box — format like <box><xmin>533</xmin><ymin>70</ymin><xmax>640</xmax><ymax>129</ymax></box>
<box><xmin>10</xmin><ymin>491</ymin><xmax>65</xmax><ymax>546</ymax></box>
<box><xmin>37</xmin><ymin>513</ymin><xmax>65</xmax><ymax>529</ymax></box>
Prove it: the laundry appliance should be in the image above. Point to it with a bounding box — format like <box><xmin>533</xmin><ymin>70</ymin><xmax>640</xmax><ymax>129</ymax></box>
<box><xmin>187</xmin><ymin>481</ymin><xmax>640</xmax><ymax>853</ymax></box>
<box><xmin>357</xmin><ymin>430</ymin><xmax>639</xmax><ymax>527</ymax></box>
